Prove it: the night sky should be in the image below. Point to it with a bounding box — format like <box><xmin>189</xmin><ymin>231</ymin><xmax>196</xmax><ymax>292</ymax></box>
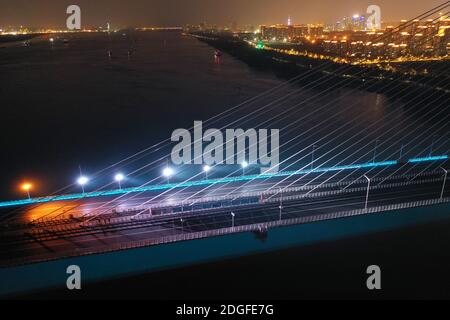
<box><xmin>0</xmin><ymin>0</ymin><xmax>446</xmax><ymax>28</ymax></box>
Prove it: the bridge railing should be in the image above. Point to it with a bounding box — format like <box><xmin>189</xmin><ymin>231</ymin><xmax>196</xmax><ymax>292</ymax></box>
<box><xmin>3</xmin><ymin>196</ymin><xmax>450</xmax><ymax>268</ymax></box>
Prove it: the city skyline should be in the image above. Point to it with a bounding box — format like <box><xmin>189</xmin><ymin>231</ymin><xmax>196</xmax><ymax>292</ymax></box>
<box><xmin>0</xmin><ymin>0</ymin><xmax>447</xmax><ymax>28</ymax></box>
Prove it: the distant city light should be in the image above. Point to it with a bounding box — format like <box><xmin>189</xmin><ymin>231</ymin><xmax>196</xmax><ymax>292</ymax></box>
<box><xmin>241</xmin><ymin>161</ymin><xmax>249</xmax><ymax>168</ymax></box>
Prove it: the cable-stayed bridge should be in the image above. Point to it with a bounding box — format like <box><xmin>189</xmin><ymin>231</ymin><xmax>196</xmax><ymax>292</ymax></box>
<box><xmin>0</xmin><ymin>156</ymin><xmax>448</xmax><ymax>267</ymax></box>
<box><xmin>0</xmin><ymin>3</ymin><xmax>449</xmax><ymax>268</ymax></box>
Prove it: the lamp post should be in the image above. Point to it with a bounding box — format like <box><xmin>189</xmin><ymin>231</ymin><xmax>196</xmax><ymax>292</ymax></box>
<box><xmin>429</xmin><ymin>135</ymin><xmax>438</xmax><ymax>157</ymax></box>
<box><xmin>311</xmin><ymin>144</ymin><xmax>317</xmax><ymax>169</ymax></box>
<box><xmin>364</xmin><ymin>175</ymin><xmax>371</xmax><ymax>210</ymax></box>
<box><xmin>21</xmin><ymin>183</ymin><xmax>32</xmax><ymax>199</ymax></box>
<box><xmin>77</xmin><ymin>176</ymin><xmax>89</xmax><ymax>194</ymax></box>
<box><xmin>441</xmin><ymin>167</ymin><xmax>448</xmax><ymax>200</ymax></box>
<box><xmin>203</xmin><ymin>165</ymin><xmax>211</xmax><ymax>180</ymax></box>
<box><xmin>373</xmin><ymin>139</ymin><xmax>380</xmax><ymax>163</ymax></box>
<box><xmin>241</xmin><ymin>161</ymin><xmax>249</xmax><ymax>176</ymax></box>
<box><xmin>114</xmin><ymin>173</ymin><xmax>125</xmax><ymax>190</ymax></box>
<box><xmin>163</xmin><ymin>167</ymin><xmax>174</xmax><ymax>184</ymax></box>
<box><xmin>231</xmin><ymin>212</ymin><xmax>235</xmax><ymax>228</ymax></box>
<box><xmin>279</xmin><ymin>188</ymin><xmax>283</xmax><ymax>221</ymax></box>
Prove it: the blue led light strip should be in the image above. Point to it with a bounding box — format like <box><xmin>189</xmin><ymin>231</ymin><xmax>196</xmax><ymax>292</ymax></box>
<box><xmin>0</xmin><ymin>156</ymin><xmax>447</xmax><ymax>208</ymax></box>
<box><xmin>408</xmin><ymin>155</ymin><xmax>448</xmax><ymax>163</ymax></box>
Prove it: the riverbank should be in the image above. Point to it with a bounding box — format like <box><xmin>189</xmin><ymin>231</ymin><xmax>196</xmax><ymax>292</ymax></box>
<box><xmin>0</xmin><ymin>34</ymin><xmax>41</xmax><ymax>43</ymax></box>
<box><xmin>190</xmin><ymin>32</ymin><xmax>449</xmax><ymax>100</ymax></box>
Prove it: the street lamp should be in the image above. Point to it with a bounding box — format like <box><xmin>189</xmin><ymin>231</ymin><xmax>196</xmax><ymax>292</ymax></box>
<box><xmin>311</xmin><ymin>144</ymin><xmax>317</xmax><ymax>169</ymax></box>
<box><xmin>399</xmin><ymin>144</ymin><xmax>405</xmax><ymax>161</ymax></box>
<box><xmin>163</xmin><ymin>167</ymin><xmax>174</xmax><ymax>183</ymax></box>
<box><xmin>203</xmin><ymin>165</ymin><xmax>211</xmax><ymax>179</ymax></box>
<box><xmin>77</xmin><ymin>176</ymin><xmax>89</xmax><ymax>194</ymax></box>
<box><xmin>363</xmin><ymin>175</ymin><xmax>371</xmax><ymax>210</ymax></box>
<box><xmin>441</xmin><ymin>167</ymin><xmax>448</xmax><ymax>200</ymax></box>
<box><xmin>231</xmin><ymin>212</ymin><xmax>235</xmax><ymax>228</ymax></box>
<box><xmin>241</xmin><ymin>161</ymin><xmax>249</xmax><ymax>176</ymax></box>
<box><xmin>373</xmin><ymin>139</ymin><xmax>380</xmax><ymax>163</ymax></box>
<box><xmin>429</xmin><ymin>135</ymin><xmax>438</xmax><ymax>157</ymax></box>
<box><xmin>279</xmin><ymin>188</ymin><xmax>283</xmax><ymax>221</ymax></box>
<box><xmin>114</xmin><ymin>173</ymin><xmax>125</xmax><ymax>189</ymax></box>
<box><xmin>21</xmin><ymin>183</ymin><xmax>32</xmax><ymax>199</ymax></box>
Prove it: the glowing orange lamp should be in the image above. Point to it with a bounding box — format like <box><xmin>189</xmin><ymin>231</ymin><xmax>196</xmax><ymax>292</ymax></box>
<box><xmin>21</xmin><ymin>183</ymin><xmax>32</xmax><ymax>199</ymax></box>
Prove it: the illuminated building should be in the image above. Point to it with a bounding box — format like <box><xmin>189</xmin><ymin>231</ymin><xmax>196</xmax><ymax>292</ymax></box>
<box><xmin>260</xmin><ymin>23</ymin><xmax>323</xmax><ymax>41</ymax></box>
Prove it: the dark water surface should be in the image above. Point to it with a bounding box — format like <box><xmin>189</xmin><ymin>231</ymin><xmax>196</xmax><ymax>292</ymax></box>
<box><xmin>0</xmin><ymin>31</ymin><xmax>285</xmax><ymax>199</ymax></box>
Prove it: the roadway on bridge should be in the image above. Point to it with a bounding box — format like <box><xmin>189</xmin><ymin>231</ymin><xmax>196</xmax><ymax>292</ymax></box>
<box><xmin>0</xmin><ymin>164</ymin><xmax>447</xmax><ymax>266</ymax></box>
<box><xmin>0</xmin><ymin>163</ymin><xmax>441</xmax><ymax>224</ymax></box>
